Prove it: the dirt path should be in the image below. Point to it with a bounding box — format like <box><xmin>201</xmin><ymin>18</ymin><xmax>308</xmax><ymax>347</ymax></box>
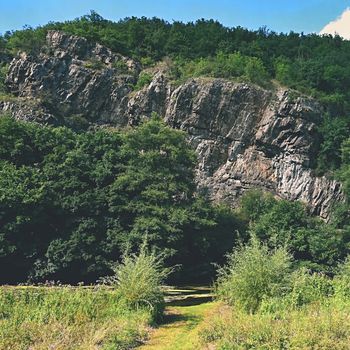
<box><xmin>137</xmin><ymin>286</ymin><xmax>216</xmax><ymax>350</ymax></box>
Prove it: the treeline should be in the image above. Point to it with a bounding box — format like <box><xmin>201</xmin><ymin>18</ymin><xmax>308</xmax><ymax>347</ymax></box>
<box><xmin>0</xmin><ymin>116</ymin><xmax>349</xmax><ymax>284</ymax></box>
<box><xmin>1</xmin><ymin>12</ymin><xmax>350</xmax><ymax>171</ymax></box>
<box><xmin>2</xmin><ymin>12</ymin><xmax>350</xmax><ymax>100</ymax></box>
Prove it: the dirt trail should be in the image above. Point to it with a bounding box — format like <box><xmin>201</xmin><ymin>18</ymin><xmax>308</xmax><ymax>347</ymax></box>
<box><xmin>137</xmin><ymin>286</ymin><xmax>216</xmax><ymax>350</ymax></box>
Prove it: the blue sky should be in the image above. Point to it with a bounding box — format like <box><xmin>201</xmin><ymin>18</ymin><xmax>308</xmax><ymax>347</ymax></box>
<box><xmin>0</xmin><ymin>0</ymin><xmax>349</xmax><ymax>35</ymax></box>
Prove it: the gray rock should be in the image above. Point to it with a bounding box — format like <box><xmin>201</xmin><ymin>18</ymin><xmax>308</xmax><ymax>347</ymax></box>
<box><xmin>1</xmin><ymin>31</ymin><xmax>344</xmax><ymax>219</ymax></box>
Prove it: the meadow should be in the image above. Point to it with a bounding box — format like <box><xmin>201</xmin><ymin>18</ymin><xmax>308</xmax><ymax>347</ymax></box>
<box><xmin>0</xmin><ymin>285</ymin><xmax>154</xmax><ymax>350</ymax></box>
<box><xmin>0</xmin><ymin>245</ymin><xmax>167</xmax><ymax>350</ymax></box>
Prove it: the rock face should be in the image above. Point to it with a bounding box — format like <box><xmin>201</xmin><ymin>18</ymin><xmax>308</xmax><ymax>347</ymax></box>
<box><xmin>4</xmin><ymin>31</ymin><xmax>140</xmax><ymax>125</ymax></box>
<box><xmin>1</xmin><ymin>31</ymin><xmax>344</xmax><ymax>218</ymax></box>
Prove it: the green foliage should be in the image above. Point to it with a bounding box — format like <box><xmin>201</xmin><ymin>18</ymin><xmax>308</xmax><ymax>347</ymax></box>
<box><xmin>0</xmin><ymin>115</ymin><xmax>240</xmax><ymax>284</ymax></box>
<box><xmin>216</xmin><ymin>238</ymin><xmax>292</xmax><ymax>312</ymax></box>
<box><xmin>239</xmin><ymin>190</ymin><xmax>350</xmax><ymax>273</ymax></box>
<box><xmin>112</xmin><ymin>59</ymin><xmax>130</xmax><ymax>73</ymax></box>
<box><xmin>174</xmin><ymin>52</ymin><xmax>270</xmax><ymax>87</ymax></box>
<box><xmin>201</xmin><ymin>297</ymin><xmax>350</xmax><ymax>349</ymax></box>
<box><xmin>4</xmin><ymin>26</ymin><xmax>46</xmax><ymax>55</ymax></box>
<box><xmin>84</xmin><ymin>58</ymin><xmax>106</xmax><ymax>70</ymax></box>
<box><xmin>317</xmin><ymin>115</ymin><xmax>350</xmax><ymax>173</ymax></box>
<box><xmin>140</xmin><ymin>56</ymin><xmax>155</xmax><ymax>67</ymax></box>
<box><xmin>237</xmin><ymin>189</ymin><xmax>275</xmax><ymax>222</ymax></box>
<box><xmin>101</xmin><ymin>243</ymin><xmax>170</xmax><ymax>321</ymax></box>
<box><xmin>333</xmin><ymin>256</ymin><xmax>350</xmax><ymax>299</ymax></box>
<box><xmin>0</xmin><ymin>64</ymin><xmax>8</xmax><ymax>94</ymax></box>
<box><xmin>204</xmin><ymin>245</ymin><xmax>350</xmax><ymax>349</ymax></box>
<box><xmin>285</xmin><ymin>269</ymin><xmax>333</xmax><ymax>308</ymax></box>
<box><xmin>133</xmin><ymin>72</ymin><xmax>153</xmax><ymax>90</ymax></box>
<box><xmin>338</xmin><ymin>139</ymin><xmax>350</xmax><ymax>199</ymax></box>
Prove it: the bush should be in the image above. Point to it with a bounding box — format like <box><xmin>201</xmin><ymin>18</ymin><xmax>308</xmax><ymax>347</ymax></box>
<box><xmin>112</xmin><ymin>59</ymin><xmax>130</xmax><ymax>73</ymax></box>
<box><xmin>174</xmin><ymin>52</ymin><xmax>270</xmax><ymax>87</ymax></box>
<box><xmin>286</xmin><ymin>268</ymin><xmax>333</xmax><ymax>308</ymax></box>
<box><xmin>101</xmin><ymin>243</ymin><xmax>171</xmax><ymax>321</ymax></box>
<box><xmin>200</xmin><ymin>300</ymin><xmax>350</xmax><ymax>350</ymax></box>
<box><xmin>334</xmin><ymin>256</ymin><xmax>350</xmax><ymax>299</ymax></box>
<box><xmin>216</xmin><ymin>238</ymin><xmax>292</xmax><ymax>312</ymax></box>
<box><xmin>133</xmin><ymin>72</ymin><xmax>153</xmax><ymax>90</ymax></box>
<box><xmin>84</xmin><ymin>58</ymin><xmax>105</xmax><ymax>70</ymax></box>
<box><xmin>0</xmin><ymin>64</ymin><xmax>8</xmax><ymax>93</ymax></box>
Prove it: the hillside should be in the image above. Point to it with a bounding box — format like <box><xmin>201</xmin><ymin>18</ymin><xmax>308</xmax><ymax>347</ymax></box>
<box><xmin>0</xmin><ymin>30</ymin><xmax>344</xmax><ymax>219</ymax></box>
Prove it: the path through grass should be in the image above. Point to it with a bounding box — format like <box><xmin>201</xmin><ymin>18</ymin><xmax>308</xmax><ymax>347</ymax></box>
<box><xmin>137</xmin><ymin>286</ymin><xmax>216</xmax><ymax>350</ymax></box>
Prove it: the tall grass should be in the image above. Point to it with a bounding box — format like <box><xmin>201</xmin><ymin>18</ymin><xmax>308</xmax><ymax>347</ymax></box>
<box><xmin>0</xmin><ymin>286</ymin><xmax>150</xmax><ymax>350</ymax></box>
<box><xmin>0</xmin><ymin>246</ymin><xmax>169</xmax><ymax>349</ymax></box>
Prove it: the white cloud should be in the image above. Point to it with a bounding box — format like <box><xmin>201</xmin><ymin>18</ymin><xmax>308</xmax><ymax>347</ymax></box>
<box><xmin>320</xmin><ymin>8</ymin><xmax>350</xmax><ymax>39</ymax></box>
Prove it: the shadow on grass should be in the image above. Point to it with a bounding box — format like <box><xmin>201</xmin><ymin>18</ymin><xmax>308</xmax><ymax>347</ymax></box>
<box><xmin>167</xmin><ymin>295</ymin><xmax>213</xmax><ymax>307</ymax></box>
<box><xmin>165</xmin><ymin>287</ymin><xmax>212</xmax><ymax>296</ymax></box>
<box><xmin>162</xmin><ymin>312</ymin><xmax>199</xmax><ymax>325</ymax></box>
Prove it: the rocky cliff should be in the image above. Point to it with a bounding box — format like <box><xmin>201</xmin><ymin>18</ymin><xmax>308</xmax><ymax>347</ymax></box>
<box><xmin>1</xmin><ymin>31</ymin><xmax>343</xmax><ymax>218</ymax></box>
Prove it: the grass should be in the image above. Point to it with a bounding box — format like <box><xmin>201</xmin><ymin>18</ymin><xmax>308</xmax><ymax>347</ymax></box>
<box><xmin>0</xmin><ymin>285</ymin><xmax>152</xmax><ymax>350</ymax></box>
<box><xmin>0</xmin><ymin>245</ymin><xmax>170</xmax><ymax>350</ymax></box>
<box><xmin>137</xmin><ymin>286</ymin><xmax>215</xmax><ymax>350</ymax></box>
<box><xmin>200</xmin><ymin>299</ymin><xmax>350</xmax><ymax>349</ymax></box>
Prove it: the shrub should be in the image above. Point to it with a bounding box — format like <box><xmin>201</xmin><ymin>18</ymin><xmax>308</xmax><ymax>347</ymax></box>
<box><xmin>0</xmin><ymin>64</ymin><xmax>8</xmax><ymax>93</ymax></box>
<box><xmin>140</xmin><ymin>57</ymin><xmax>155</xmax><ymax>67</ymax></box>
<box><xmin>133</xmin><ymin>72</ymin><xmax>153</xmax><ymax>90</ymax></box>
<box><xmin>173</xmin><ymin>52</ymin><xmax>270</xmax><ymax>87</ymax></box>
<box><xmin>200</xmin><ymin>300</ymin><xmax>350</xmax><ymax>350</ymax></box>
<box><xmin>334</xmin><ymin>256</ymin><xmax>350</xmax><ymax>299</ymax></box>
<box><xmin>112</xmin><ymin>59</ymin><xmax>130</xmax><ymax>73</ymax></box>
<box><xmin>216</xmin><ymin>238</ymin><xmax>292</xmax><ymax>312</ymax></box>
<box><xmin>286</xmin><ymin>268</ymin><xmax>333</xmax><ymax>308</ymax></box>
<box><xmin>84</xmin><ymin>58</ymin><xmax>105</xmax><ymax>70</ymax></box>
<box><xmin>101</xmin><ymin>243</ymin><xmax>172</xmax><ymax>321</ymax></box>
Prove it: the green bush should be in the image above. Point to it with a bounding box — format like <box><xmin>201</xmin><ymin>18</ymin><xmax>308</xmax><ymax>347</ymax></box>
<box><xmin>101</xmin><ymin>243</ymin><xmax>171</xmax><ymax>321</ymax></box>
<box><xmin>239</xmin><ymin>190</ymin><xmax>350</xmax><ymax>273</ymax></box>
<box><xmin>0</xmin><ymin>64</ymin><xmax>8</xmax><ymax>93</ymax></box>
<box><xmin>286</xmin><ymin>268</ymin><xmax>333</xmax><ymax>308</ymax></box>
<box><xmin>112</xmin><ymin>59</ymin><xmax>130</xmax><ymax>73</ymax></box>
<box><xmin>216</xmin><ymin>238</ymin><xmax>292</xmax><ymax>312</ymax></box>
<box><xmin>133</xmin><ymin>72</ymin><xmax>153</xmax><ymax>90</ymax></box>
<box><xmin>174</xmin><ymin>52</ymin><xmax>270</xmax><ymax>87</ymax></box>
<box><xmin>84</xmin><ymin>58</ymin><xmax>105</xmax><ymax>70</ymax></box>
<box><xmin>333</xmin><ymin>256</ymin><xmax>350</xmax><ymax>299</ymax></box>
<box><xmin>202</xmin><ymin>250</ymin><xmax>350</xmax><ymax>349</ymax></box>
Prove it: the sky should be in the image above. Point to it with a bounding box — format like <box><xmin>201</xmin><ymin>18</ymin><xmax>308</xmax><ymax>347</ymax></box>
<box><xmin>0</xmin><ymin>0</ymin><xmax>350</xmax><ymax>38</ymax></box>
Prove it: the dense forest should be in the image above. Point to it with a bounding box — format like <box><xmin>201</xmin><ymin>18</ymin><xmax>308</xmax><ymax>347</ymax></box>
<box><xmin>0</xmin><ymin>115</ymin><xmax>349</xmax><ymax>284</ymax></box>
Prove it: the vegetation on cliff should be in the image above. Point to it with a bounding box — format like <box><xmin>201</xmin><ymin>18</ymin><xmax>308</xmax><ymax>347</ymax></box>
<box><xmin>1</xmin><ymin>12</ymin><xmax>350</xmax><ymax>173</ymax></box>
